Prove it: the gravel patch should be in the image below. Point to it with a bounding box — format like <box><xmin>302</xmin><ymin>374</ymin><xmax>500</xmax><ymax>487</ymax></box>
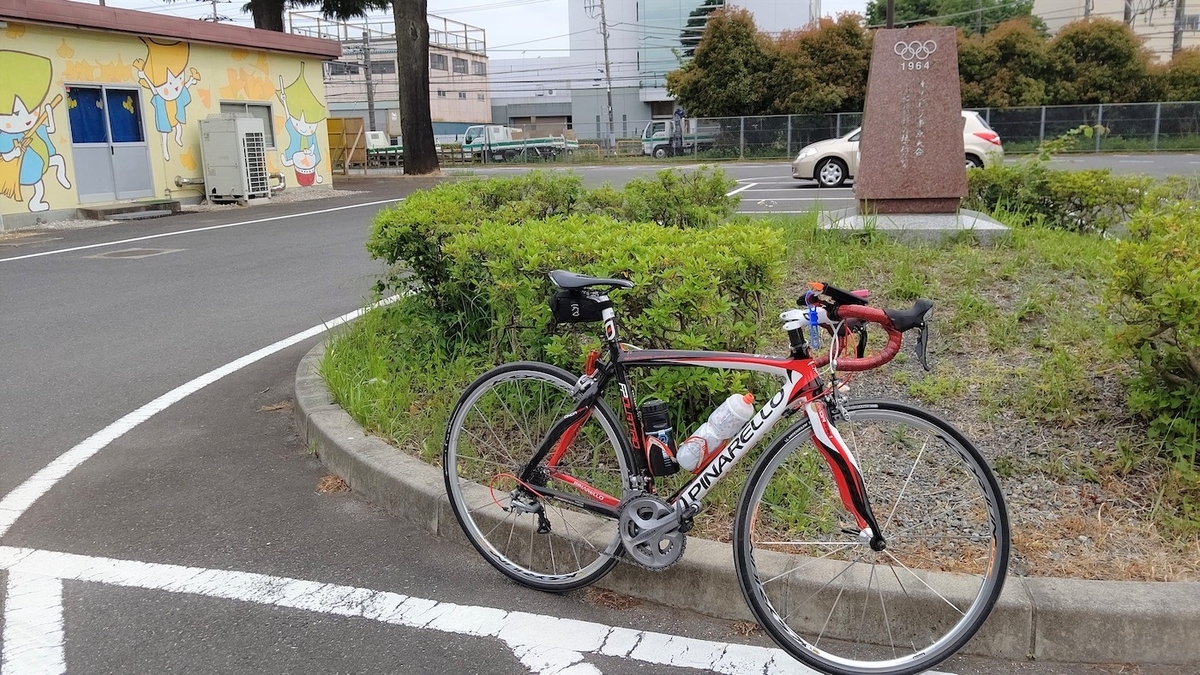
<box><xmin>4</xmin><ymin>218</ymin><xmax>117</xmax><ymax>233</ymax></box>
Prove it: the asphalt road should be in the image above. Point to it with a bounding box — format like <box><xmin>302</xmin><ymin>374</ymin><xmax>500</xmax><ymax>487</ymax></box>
<box><xmin>1</xmin><ymin>172</ymin><xmax>1192</xmax><ymax>674</ymax></box>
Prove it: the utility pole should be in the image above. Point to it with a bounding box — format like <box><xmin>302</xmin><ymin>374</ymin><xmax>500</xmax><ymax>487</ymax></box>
<box><xmin>363</xmin><ymin>28</ymin><xmax>377</xmax><ymax>132</ymax></box>
<box><xmin>976</xmin><ymin>0</ymin><xmax>983</xmax><ymax>32</ymax></box>
<box><xmin>886</xmin><ymin>0</ymin><xmax>895</xmax><ymax>28</ymax></box>
<box><xmin>598</xmin><ymin>0</ymin><xmax>615</xmax><ymax>150</ymax></box>
<box><xmin>1174</xmin><ymin>0</ymin><xmax>1187</xmax><ymax>55</ymax></box>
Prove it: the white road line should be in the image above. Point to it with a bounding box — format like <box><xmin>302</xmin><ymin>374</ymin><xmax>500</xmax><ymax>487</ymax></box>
<box><xmin>0</xmin><ymin>297</ymin><xmax>398</xmax><ymax>539</ymax></box>
<box><xmin>0</xmin><ymin>546</ymin><xmax>822</xmax><ymax>675</ymax></box>
<box><xmin>0</xmin><ymin>198</ymin><xmax>403</xmax><ymax>264</ymax></box>
<box><xmin>1</xmin><ymin>571</ymin><xmax>64</xmax><ymax>675</ymax></box>
<box><xmin>726</xmin><ymin>183</ymin><xmax>757</xmax><ymax>196</ymax></box>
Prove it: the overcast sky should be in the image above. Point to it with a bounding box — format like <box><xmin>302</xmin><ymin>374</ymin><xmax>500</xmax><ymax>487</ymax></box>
<box><xmin>75</xmin><ymin>0</ymin><xmax>869</xmax><ymax>57</ymax></box>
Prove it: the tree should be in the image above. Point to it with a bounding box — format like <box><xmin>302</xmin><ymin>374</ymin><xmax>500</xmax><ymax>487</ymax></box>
<box><xmin>666</xmin><ymin>8</ymin><xmax>775</xmax><ymax>116</ymax></box>
<box><xmin>237</xmin><ymin>0</ymin><xmax>440</xmax><ymax>174</ymax></box>
<box><xmin>1048</xmin><ymin>19</ymin><xmax>1155</xmax><ymax>104</ymax></box>
<box><xmin>769</xmin><ymin>15</ymin><xmax>872</xmax><ymax>114</ymax></box>
<box><xmin>865</xmin><ymin>0</ymin><xmax>1040</xmax><ymax>36</ymax></box>
<box><xmin>393</xmin><ymin>0</ymin><xmax>439</xmax><ymax>174</ymax></box>
<box><xmin>1159</xmin><ymin>47</ymin><xmax>1200</xmax><ymax>101</ymax></box>
<box><xmin>958</xmin><ymin>19</ymin><xmax>1054</xmax><ymax>108</ymax></box>
<box><xmin>242</xmin><ymin>0</ymin><xmax>389</xmax><ymax>32</ymax></box>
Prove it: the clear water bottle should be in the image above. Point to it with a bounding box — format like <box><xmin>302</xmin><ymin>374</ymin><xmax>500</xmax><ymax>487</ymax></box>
<box><xmin>676</xmin><ymin>393</ymin><xmax>756</xmax><ymax>472</ymax></box>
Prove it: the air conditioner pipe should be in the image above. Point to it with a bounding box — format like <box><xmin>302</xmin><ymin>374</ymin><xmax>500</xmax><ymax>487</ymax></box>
<box><xmin>174</xmin><ymin>175</ymin><xmax>204</xmax><ymax>188</ymax></box>
<box><xmin>269</xmin><ymin>172</ymin><xmax>286</xmax><ymax>194</ymax></box>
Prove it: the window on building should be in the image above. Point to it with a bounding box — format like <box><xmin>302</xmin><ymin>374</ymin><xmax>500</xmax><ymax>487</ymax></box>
<box><xmin>458</xmin><ymin>91</ymin><xmax>467</xmax><ymax>99</ymax></box>
<box><xmin>430</xmin><ymin>53</ymin><xmax>448</xmax><ymax>70</ymax></box>
<box><xmin>327</xmin><ymin>61</ymin><xmax>360</xmax><ymax>76</ymax></box>
<box><xmin>452</xmin><ymin>57</ymin><xmax>468</xmax><ymax>74</ymax></box>
<box><xmin>437</xmin><ymin>89</ymin><xmax>447</xmax><ymax>97</ymax></box>
<box><xmin>477</xmin><ymin>94</ymin><xmax>485</xmax><ymax>101</ymax></box>
<box><xmin>219</xmin><ymin>102</ymin><xmax>275</xmax><ymax>148</ymax></box>
<box><xmin>471</xmin><ymin>60</ymin><xmax>487</xmax><ymax>76</ymax></box>
<box><xmin>370</xmin><ymin>60</ymin><xmax>396</xmax><ymax>75</ymax></box>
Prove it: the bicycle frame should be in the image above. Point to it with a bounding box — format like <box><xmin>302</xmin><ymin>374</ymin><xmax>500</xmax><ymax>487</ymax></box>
<box><xmin>529</xmin><ymin>299</ymin><xmax>883</xmax><ymax>542</ymax></box>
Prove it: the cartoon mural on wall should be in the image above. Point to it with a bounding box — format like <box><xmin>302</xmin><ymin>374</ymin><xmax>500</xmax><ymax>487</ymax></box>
<box><xmin>0</xmin><ymin>50</ymin><xmax>71</xmax><ymax>213</ymax></box>
<box><xmin>133</xmin><ymin>38</ymin><xmax>200</xmax><ymax>161</ymax></box>
<box><xmin>276</xmin><ymin>63</ymin><xmax>325</xmax><ymax>186</ymax></box>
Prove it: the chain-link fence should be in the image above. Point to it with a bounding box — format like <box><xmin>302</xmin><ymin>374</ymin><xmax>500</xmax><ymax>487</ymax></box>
<box><xmin>448</xmin><ymin>101</ymin><xmax>1200</xmax><ymax>166</ymax></box>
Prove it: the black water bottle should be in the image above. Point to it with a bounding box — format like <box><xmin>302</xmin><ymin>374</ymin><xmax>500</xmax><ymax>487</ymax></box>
<box><xmin>641</xmin><ymin>399</ymin><xmax>679</xmax><ymax>475</ymax></box>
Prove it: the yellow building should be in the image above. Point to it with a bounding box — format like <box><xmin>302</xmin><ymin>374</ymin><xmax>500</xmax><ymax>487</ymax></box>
<box><xmin>0</xmin><ymin>0</ymin><xmax>340</xmax><ymax>229</ymax></box>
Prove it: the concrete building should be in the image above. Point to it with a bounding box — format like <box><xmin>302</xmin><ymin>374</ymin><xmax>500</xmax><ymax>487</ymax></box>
<box><xmin>490</xmin><ymin>0</ymin><xmax>811</xmax><ymax>141</ymax></box>
<box><xmin>0</xmin><ymin>0</ymin><xmax>339</xmax><ymax>229</ymax></box>
<box><xmin>1032</xmin><ymin>0</ymin><xmax>1200</xmax><ymax>60</ymax></box>
<box><xmin>289</xmin><ymin>12</ymin><xmax>490</xmax><ymax>137</ymax></box>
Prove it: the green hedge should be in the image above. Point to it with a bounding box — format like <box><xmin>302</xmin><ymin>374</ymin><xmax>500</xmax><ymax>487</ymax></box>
<box><xmin>964</xmin><ymin>162</ymin><xmax>1151</xmax><ymax>235</ymax></box>
<box><xmin>365</xmin><ymin>169</ymin><xmax>782</xmax><ymax>422</ymax></box>
<box><xmin>1107</xmin><ymin>204</ymin><xmax>1200</xmax><ymax>532</ymax></box>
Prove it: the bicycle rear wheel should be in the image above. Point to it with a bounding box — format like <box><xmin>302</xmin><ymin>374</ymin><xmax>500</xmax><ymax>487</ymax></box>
<box><xmin>444</xmin><ymin>361</ymin><xmax>632</xmax><ymax>592</ymax></box>
<box><xmin>734</xmin><ymin>399</ymin><xmax>1009</xmax><ymax>675</ymax></box>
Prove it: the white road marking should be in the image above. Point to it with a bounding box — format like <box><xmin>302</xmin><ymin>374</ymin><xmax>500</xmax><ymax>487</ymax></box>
<box><xmin>0</xmin><ymin>199</ymin><xmax>402</xmax><ymax>264</ymax></box>
<box><xmin>726</xmin><ymin>183</ymin><xmax>757</xmax><ymax>196</ymax></box>
<box><xmin>1</xmin><ymin>571</ymin><xmax>64</xmax><ymax>675</ymax></box>
<box><xmin>0</xmin><ymin>297</ymin><xmax>398</xmax><ymax>539</ymax></box>
<box><xmin>0</xmin><ymin>546</ymin><xmax>824</xmax><ymax>675</ymax></box>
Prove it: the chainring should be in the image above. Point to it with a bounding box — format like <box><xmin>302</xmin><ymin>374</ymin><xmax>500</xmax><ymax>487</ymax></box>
<box><xmin>617</xmin><ymin>494</ymin><xmax>686</xmax><ymax>570</ymax></box>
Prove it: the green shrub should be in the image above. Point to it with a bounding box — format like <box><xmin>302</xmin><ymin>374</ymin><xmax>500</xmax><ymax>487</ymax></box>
<box><xmin>1107</xmin><ymin>204</ymin><xmax>1200</xmax><ymax>532</ymax></box>
<box><xmin>368</xmin><ymin>169</ymin><xmax>742</xmax><ymax>337</ymax></box>
<box><xmin>965</xmin><ymin>161</ymin><xmax>1150</xmax><ymax>235</ymax></box>
<box><xmin>442</xmin><ymin>213</ymin><xmax>786</xmax><ymax>421</ymax></box>
<box><xmin>620</xmin><ymin>166</ymin><xmax>738</xmax><ymax>228</ymax></box>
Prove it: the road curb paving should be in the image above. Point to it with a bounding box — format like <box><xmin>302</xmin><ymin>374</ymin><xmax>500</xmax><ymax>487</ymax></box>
<box><xmin>294</xmin><ymin>340</ymin><xmax>1200</xmax><ymax>667</ymax></box>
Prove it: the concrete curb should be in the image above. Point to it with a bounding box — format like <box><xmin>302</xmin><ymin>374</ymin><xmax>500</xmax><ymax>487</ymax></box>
<box><xmin>294</xmin><ymin>340</ymin><xmax>1200</xmax><ymax>666</ymax></box>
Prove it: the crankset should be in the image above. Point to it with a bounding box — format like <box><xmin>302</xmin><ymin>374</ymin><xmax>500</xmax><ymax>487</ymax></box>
<box><xmin>617</xmin><ymin>494</ymin><xmax>686</xmax><ymax>570</ymax></box>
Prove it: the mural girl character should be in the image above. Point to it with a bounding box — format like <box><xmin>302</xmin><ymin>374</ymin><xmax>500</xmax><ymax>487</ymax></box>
<box><xmin>0</xmin><ymin>51</ymin><xmax>71</xmax><ymax>213</ymax></box>
<box><xmin>133</xmin><ymin>38</ymin><xmax>200</xmax><ymax>161</ymax></box>
<box><xmin>276</xmin><ymin>64</ymin><xmax>326</xmax><ymax>186</ymax></box>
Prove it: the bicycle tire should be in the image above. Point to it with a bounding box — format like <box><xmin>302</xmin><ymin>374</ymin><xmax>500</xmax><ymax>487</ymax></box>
<box><xmin>734</xmin><ymin>399</ymin><xmax>1010</xmax><ymax>675</ymax></box>
<box><xmin>443</xmin><ymin>361</ymin><xmax>632</xmax><ymax>592</ymax></box>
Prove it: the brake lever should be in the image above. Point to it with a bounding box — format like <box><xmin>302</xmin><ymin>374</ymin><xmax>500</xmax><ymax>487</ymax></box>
<box><xmin>915</xmin><ymin>308</ymin><xmax>934</xmax><ymax>372</ymax></box>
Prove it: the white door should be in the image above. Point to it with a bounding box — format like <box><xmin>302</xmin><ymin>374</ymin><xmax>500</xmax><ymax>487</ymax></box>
<box><xmin>66</xmin><ymin>86</ymin><xmax>154</xmax><ymax>203</ymax></box>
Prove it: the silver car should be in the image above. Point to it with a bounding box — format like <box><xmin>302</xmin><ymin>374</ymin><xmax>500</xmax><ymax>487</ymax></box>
<box><xmin>792</xmin><ymin>111</ymin><xmax>1004</xmax><ymax>187</ymax></box>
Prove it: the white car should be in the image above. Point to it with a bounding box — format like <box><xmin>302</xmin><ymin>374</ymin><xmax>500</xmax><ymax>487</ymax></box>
<box><xmin>791</xmin><ymin>111</ymin><xmax>1004</xmax><ymax>188</ymax></box>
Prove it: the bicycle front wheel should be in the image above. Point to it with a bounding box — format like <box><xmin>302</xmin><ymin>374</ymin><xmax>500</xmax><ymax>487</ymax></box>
<box><xmin>734</xmin><ymin>399</ymin><xmax>1010</xmax><ymax>675</ymax></box>
<box><xmin>444</xmin><ymin>361</ymin><xmax>632</xmax><ymax>592</ymax></box>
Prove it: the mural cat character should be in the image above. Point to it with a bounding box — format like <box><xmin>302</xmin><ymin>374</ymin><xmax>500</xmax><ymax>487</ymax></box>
<box><xmin>0</xmin><ymin>50</ymin><xmax>71</xmax><ymax>213</ymax></box>
<box><xmin>276</xmin><ymin>63</ymin><xmax>326</xmax><ymax>186</ymax></box>
<box><xmin>133</xmin><ymin>38</ymin><xmax>200</xmax><ymax>161</ymax></box>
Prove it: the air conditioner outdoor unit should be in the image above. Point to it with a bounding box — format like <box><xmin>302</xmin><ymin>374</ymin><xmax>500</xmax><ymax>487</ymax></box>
<box><xmin>198</xmin><ymin>115</ymin><xmax>270</xmax><ymax>205</ymax></box>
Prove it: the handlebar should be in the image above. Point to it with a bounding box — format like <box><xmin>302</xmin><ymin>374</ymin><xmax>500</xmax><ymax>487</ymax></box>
<box><xmin>800</xmin><ymin>285</ymin><xmax>934</xmax><ymax>372</ymax></box>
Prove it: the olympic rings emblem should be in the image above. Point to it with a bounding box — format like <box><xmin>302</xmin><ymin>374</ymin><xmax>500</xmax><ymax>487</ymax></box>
<box><xmin>894</xmin><ymin>40</ymin><xmax>937</xmax><ymax>60</ymax></box>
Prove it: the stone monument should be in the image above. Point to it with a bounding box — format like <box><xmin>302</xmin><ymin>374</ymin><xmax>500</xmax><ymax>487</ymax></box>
<box><xmin>855</xmin><ymin>26</ymin><xmax>965</xmax><ymax>213</ymax></box>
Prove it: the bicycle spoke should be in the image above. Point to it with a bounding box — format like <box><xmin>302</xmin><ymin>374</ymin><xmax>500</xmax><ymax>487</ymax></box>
<box><xmin>445</xmin><ymin>363</ymin><xmax>628</xmax><ymax>592</ymax></box>
<box><xmin>736</xmin><ymin>402</ymin><xmax>1009</xmax><ymax>674</ymax></box>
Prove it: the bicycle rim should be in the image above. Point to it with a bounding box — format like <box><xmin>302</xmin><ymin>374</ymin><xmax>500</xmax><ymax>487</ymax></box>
<box><xmin>444</xmin><ymin>362</ymin><xmax>631</xmax><ymax>592</ymax></box>
<box><xmin>735</xmin><ymin>400</ymin><xmax>1010</xmax><ymax>675</ymax></box>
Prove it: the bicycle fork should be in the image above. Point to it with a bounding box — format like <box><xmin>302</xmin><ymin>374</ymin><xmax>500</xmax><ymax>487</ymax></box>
<box><xmin>805</xmin><ymin>401</ymin><xmax>887</xmax><ymax>552</ymax></box>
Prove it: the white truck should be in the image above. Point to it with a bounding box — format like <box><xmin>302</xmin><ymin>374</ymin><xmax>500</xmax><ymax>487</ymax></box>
<box><xmin>461</xmin><ymin>125</ymin><xmax>578</xmax><ymax>162</ymax></box>
<box><xmin>641</xmin><ymin>118</ymin><xmax>720</xmax><ymax>158</ymax></box>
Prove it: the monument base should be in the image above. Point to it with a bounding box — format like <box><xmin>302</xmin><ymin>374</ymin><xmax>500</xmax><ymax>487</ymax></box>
<box><xmin>821</xmin><ymin>207</ymin><xmax>1009</xmax><ymax>245</ymax></box>
<box><xmin>859</xmin><ymin>198</ymin><xmax>963</xmax><ymax>214</ymax></box>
